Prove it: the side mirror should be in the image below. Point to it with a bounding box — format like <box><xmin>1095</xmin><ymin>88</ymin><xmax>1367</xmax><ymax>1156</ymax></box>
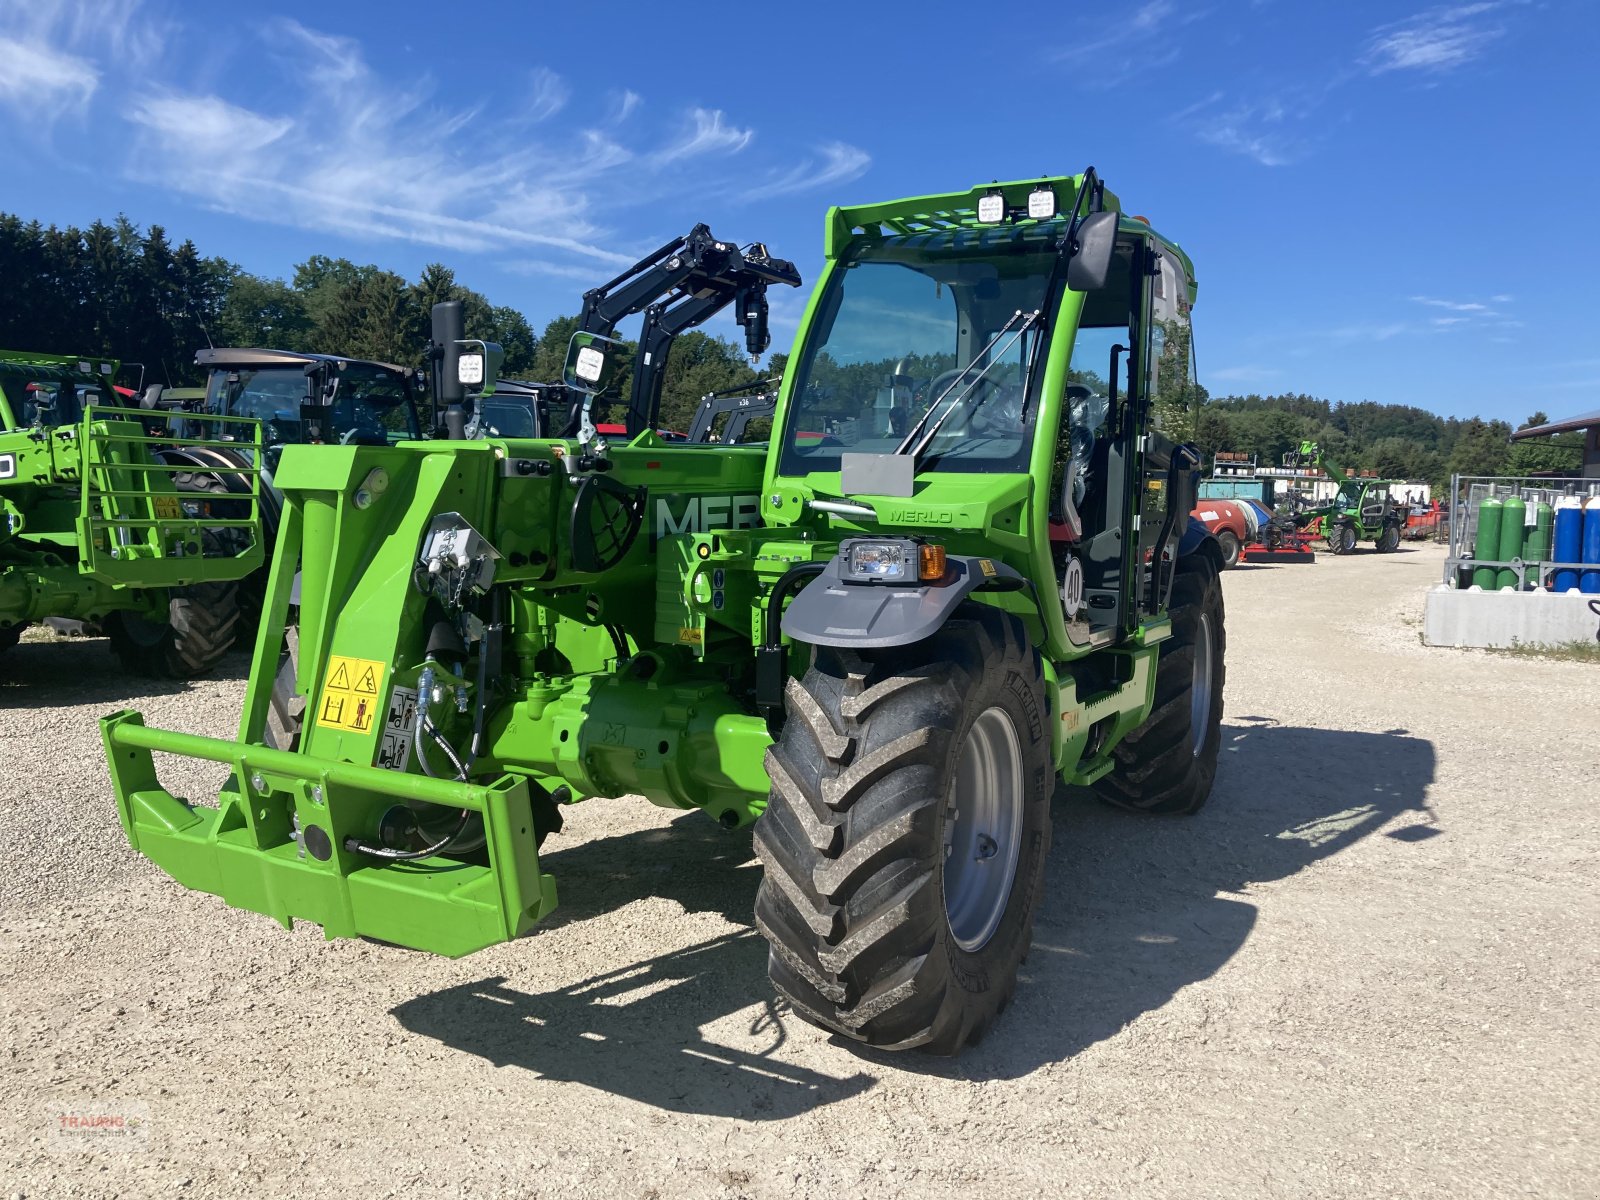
<box><xmin>139</xmin><ymin>384</ymin><xmax>164</xmax><ymax>409</ymax></box>
<box><xmin>455</xmin><ymin>339</ymin><xmax>503</xmax><ymax>399</ymax></box>
<box><xmin>563</xmin><ymin>331</ymin><xmax>627</xmax><ymax>395</ymax></box>
<box><xmin>1066</xmin><ymin>210</ymin><xmax>1118</xmax><ymax>292</ymax></box>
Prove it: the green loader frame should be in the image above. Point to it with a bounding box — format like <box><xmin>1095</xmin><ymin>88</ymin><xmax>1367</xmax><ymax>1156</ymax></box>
<box><xmin>1</xmin><ymin>351</ymin><xmax>265</xmax><ymax>673</ymax></box>
<box><xmin>102</xmin><ymin>172</ymin><xmax>1228</xmax><ymax>1054</ymax></box>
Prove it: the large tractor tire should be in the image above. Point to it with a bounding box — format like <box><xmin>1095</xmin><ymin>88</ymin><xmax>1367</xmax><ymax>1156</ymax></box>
<box><xmin>1093</xmin><ymin>554</ymin><xmax>1225</xmax><ymax>816</ymax></box>
<box><xmin>1326</xmin><ymin>523</ymin><xmax>1356</xmax><ymax>555</ymax></box>
<box><xmin>104</xmin><ymin>476</ymin><xmax>243</xmax><ymax>679</ymax></box>
<box><xmin>105</xmin><ymin>579</ymin><xmax>239</xmax><ymax>679</ymax></box>
<box><xmin>263</xmin><ymin>625</ymin><xmax>304</xmax><ymax>752</ymax></box>
<box><xmin>1215</xmin><ymin>529</ymin><xmax>1242</xmax><ymax>569</ymax></box>
<box><xmin>1375</xmin><ymin>524</ymin><xmax>1401</xmax><ymax>553</ymax></box>
<box><xmin>754</xmin><ymin>605</ymin><xmax>1052</xmax><ymax>1055</ymax></box>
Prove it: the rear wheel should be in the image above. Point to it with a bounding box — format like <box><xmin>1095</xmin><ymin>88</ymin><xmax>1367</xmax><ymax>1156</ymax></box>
<box><xmin>1215</xmin><ymin>529</ymin><xmax>1241</xmax><ymax>569</ymax></box>
<box><xmin>105</xmin><ymin>578</ymin><xmax>239</xmax><ymax>679</ymax></box>
<box><xmin>105</xmin><ymin>476</ymin><xmax>244</xmax><ymax>679</ymax></box>
<box><xmin>1093</xmin><ymin>554</ymin><xmax>1225</xmax><ymax>815</ymax></box>
<box><xmin>754</xmin><ymin>605</ymin><xmax>1052</xmax><ymax>1055</ymax></box>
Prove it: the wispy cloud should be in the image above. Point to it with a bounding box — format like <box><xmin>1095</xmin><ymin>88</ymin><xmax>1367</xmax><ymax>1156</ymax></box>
<box><xmin>1049</xmin><ymin>1</ymin><xmax>1206</xmax><ymax>88</ymax></box>
<box><xmin>1175</xmin><ymin>3</ymin><xmax>1520</xmax><ymax>167</ymax></box>
<box><xmin>613</xmin><ymin>90</ymin><xmax>642</xmax><ymax>123</ymax></box>
<box><xmin>737</xmin><ymin>141</ymin><xmax>871</xmax><ymax>202</ymax></box>
<box><xmin>119</xmin><ymin>20</ymin><xmax>738</xmax><ymax>265</ymax></box>
<box><xmin>5</xmin><ymin>10</ymin><xmax>869</xmax><ymax>279</ymax></box>
<box><xmin>1412</xmin><ymin>295</ymin><xmax>1491</xmax><ymax>312</ymax></box>
<box><xmin>130</xmin><ymin>92</ymin><xmax>292</xmax><ymax>154</ymax></box>
<box><xmin>504</xmin><ymin>259</ymin><xmax>614</xmax><ymax>283</ymax></box>
<box><xmin>1364</xmin><ymin>3</ymin><xmax>1510</xmax><ymax>75</ymax></box>
<box><xmin>1409</xmin><ymin>294</ymin><xmax>1521</xmax><ymax>335</ymax></box>
<box><xmin>0</xmin><ymin>37</ymin><xmax>99</xmax><ymax>116</ymax></box>
<box><xmin>1311</xmin><ymin>293</ymin><xmax>1524</xmax><ymax>345</ymax></box>
<box><xmin>1180</xmin><ymin>94</ymin><xmax>1306</xmax><ymax>167</ymax></box>
<box><xmin>0</xmin><ymin>0</ymin><xmax>168</xmax><ymax>121</ymax></box>
<box><xmin>650</xmin><ymin>108</ymin><xmax>754</xmax><ymax>167</ymax></box>
<box><xmin>522</xmin><ymin>68</ymin><xmax>570</xmax><ymax>123</ymax></box>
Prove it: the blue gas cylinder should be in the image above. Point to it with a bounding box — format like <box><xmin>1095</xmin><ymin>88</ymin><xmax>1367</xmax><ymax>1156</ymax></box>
<box><xmin>1583</xmin><ymin>498</ymin><xmax>1600</xmax><ymax>594</ymax></box>
<box><xmin>1552</xmin><ymin>497</ymin><xmax>1583</xmax><ymax>592</ymax></box>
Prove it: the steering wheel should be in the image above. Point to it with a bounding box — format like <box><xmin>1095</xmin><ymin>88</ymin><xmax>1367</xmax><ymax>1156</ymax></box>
<box><xmin>922</xmin><ymin>368</ymin><xmax>1009</xmax><ymax>435</ymax></box>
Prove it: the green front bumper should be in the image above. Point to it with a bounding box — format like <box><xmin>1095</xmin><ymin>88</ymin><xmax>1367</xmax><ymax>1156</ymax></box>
<box><xmin>100</xmin><ymin>711</ymin><xmax>556</xmax><ymax>957</ymax></box>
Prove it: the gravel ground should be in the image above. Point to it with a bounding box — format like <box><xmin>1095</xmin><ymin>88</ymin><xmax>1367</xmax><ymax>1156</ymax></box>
<box><xmin>2</xmin><ymin>541</ymin><xmax>1596</xmax><ymax>1199</ymax></box>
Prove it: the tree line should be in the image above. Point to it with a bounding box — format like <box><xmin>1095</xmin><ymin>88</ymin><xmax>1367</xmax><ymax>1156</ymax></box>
<box><xmin>1190</xmin><ymin>393</ymin><xmax>1583</xmax><ymax>489</ymax></box>
<box><xmin>0</xmin><ymin>212</ymin><xmax>1582</xmax><ymax>475</ymax></box>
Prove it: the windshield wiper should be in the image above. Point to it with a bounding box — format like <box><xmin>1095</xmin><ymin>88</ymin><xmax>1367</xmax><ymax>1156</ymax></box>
<box><xmin>894</xmin><ymin>309</ymin><xmax>1040</xmax><ymax>464</ymax></box>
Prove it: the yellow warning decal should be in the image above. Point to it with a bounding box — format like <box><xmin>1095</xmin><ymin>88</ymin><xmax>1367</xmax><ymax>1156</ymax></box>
<box><xmin>152</xmin><ymin>494</ymin><xmax>182</xmax><ymax>519</ymax></box>
<box><xmin>317</xmin><ymin>655</ymin><xmax>385</xmax><ymax>733</ymax></box>
<box><xmin>978</xmin><ymin>559</ymin><xmax>997</xmax><ymax>577</ymax></box>
<box><xmin>678</xmin><ymin>627</ymin><xmax>704</xmax><ymax>646</ymax></box>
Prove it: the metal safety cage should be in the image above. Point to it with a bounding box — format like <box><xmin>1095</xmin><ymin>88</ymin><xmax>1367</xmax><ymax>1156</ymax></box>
<box><xmin>1443</xmin><ymin>473</ymin><xmax>1600</xmax><ymax>590</ymax></box>
<box><xmin>77</xmin><ymin>405</ymin><xmax>266</xmax><ymax>587</ymax></box>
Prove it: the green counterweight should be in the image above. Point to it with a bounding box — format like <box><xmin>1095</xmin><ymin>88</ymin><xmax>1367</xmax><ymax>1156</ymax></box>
<box><xmin>1472</xmin><ymin>497</ymin><xmax>1502</xmax><ymax>589</ymax></box>
<box><xmin>1495</xmin><ymin>495</ymin><xmax>1526</xmax><ymax>590</ymax></box>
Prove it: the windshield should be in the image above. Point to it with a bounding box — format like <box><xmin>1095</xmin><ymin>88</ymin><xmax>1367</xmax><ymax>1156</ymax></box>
<box><xmin>778</xmin><ymin>226</ymin><xmax>1062</xmax><ymax>476</ymax></box>
<box><xmin>206</xmin><ymin>363</ymin><xmax>420</xmax><ymax>445</ymax></box>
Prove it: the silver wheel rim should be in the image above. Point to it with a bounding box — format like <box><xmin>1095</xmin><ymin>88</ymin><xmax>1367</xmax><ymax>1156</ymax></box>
<box><xmin>944</xmin><ymin>706</ymin><xmax>1024</xmax><ymax>953</ymax></box>
<box><xmin>1190</xmin><ymin>612</ymin><xmax>1215</xmax><ymax>758</ymax></box>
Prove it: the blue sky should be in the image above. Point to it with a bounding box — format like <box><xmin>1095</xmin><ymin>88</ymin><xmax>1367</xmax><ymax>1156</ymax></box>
<box><xmin>1</xmin><ymin>0</ymin><xmax>1596</xmax><ymax>424</ymax></box>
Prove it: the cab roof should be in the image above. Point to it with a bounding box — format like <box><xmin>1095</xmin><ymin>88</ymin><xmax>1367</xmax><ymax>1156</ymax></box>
<box><xmin>196</xmin><ymin>347</ymin><xmax>409</xmax><ymax>374</ymax></box>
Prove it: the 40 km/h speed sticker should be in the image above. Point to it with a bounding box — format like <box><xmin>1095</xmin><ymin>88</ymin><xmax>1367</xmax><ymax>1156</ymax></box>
<box><xmin>316</xmin><ymin>655</ymin><xmax>385</xmax><ymax>734</ymax></box>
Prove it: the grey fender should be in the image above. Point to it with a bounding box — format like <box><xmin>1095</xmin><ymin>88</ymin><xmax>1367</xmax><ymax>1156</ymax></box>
<box><xmin>781</xmin><ymin>555</ymin><xmax>1025</xmax><ymax>649</ymax></box>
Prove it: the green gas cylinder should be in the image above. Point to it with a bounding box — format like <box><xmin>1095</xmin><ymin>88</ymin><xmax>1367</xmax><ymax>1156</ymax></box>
<box><xmin>1524</xmin><ymin>501</ymin><xmax>1554</xmax><ymax>589</ymax></box>
<box><xmin>1472</xmin><ymin>497</ymin><xmax>1503</xmax><ymax>589</ymax></box>
<box><xmin>1495</xmin><ymin>495</ymin><xmax>1527</xmax><ymax>589</ymax></box>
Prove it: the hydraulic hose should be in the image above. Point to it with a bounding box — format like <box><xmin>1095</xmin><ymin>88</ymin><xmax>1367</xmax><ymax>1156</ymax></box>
<box><xmin>346</xmin><ymin>595</ymin><xmax>505</xmax><ymax>862</ymax></box>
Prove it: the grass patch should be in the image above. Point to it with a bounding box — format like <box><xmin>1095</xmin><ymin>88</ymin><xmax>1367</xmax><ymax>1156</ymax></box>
<box><xmin>1484</xmin><ymin>639</ymin><xmax>1600</xmax><ymax>664</ymax></box>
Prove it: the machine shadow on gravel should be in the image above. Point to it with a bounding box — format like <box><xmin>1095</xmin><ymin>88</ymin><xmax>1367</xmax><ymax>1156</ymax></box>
<box><xmin>872</xmin><ymin>718</ymin><xmax>1439</xmax><ymax>1082</ymax></box>
<box><xmin>391</xmin><ymin>720</ymin><xmax>1435</xmax><ymax>1107</ymax></box>
<box><xmin>0</xmin><ymin>640</ymin><xmax>250</xmax><ymax>709</ymax></box>
<box><xmin>390</xmin><ymin>814</ymin><xmax>878</xmax><ymax>1120</ymax></box>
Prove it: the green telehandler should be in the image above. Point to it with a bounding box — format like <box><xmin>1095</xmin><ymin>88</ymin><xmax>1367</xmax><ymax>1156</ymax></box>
<box><xmin>101</xmin><ymin>172</ymin><xmax>1227</xmax><ymax>1054</ymax></box>
<box><xmin>1285</xmin><ymin>440</ymin><xmax>1404</xmax><ymax>554</ymax></box>
<box><xmin>0</xmin><ymin>351</ymin><xmax>264</xmax><ymax>675</ymax></box>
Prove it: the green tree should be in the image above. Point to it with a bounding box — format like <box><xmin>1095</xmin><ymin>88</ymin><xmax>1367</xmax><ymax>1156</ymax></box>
<box><xmin>215</xmin><ymin>274</ymin><xmax>313</xmax><ymax>351</ymax></box>
<box><xmin>317</xmin><ymin>270</ymin><xmax>419</xmax><ymax>366</ymax></box>
<box><xmin>1507</xmin><ymin>412</ymin><xmax>1585</xmax><ymax>475</ymax></box>
<box><xmin>1447</xmin><ymin>418</ymin><xmax>1511</xmax><ymax>479</ymax></box>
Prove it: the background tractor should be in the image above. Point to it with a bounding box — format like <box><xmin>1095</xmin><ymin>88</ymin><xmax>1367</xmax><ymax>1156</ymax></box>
<box><xmin>1285</xmin><ymin>440</ymin><xmax>1404</xmax><ymax>554</ymax></box>
<box><xmin>143</xmin><ymin>348</ymin><xmax>428</xmax><ymax>632</ymax></box>
<box><xmin>0</xmin><ymin>350</ymin><xmax>263</xmax><ymax>675</ymax></box>
<box><xmin>101</xmin><ymin>171</ymin><xmax>1227</xmax><ymax>1055</ymax></box>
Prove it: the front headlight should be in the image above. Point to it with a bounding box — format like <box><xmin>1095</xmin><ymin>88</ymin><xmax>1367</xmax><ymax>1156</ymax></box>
<box><xmin>838</xmin><ymin>538</ymin><xmax>947</xmax><ymax>584</ymax></box>
<box><xmin>842</xmin><ymin>538</ymin><xmax>916</xmax><ymax>583</ymax></box>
